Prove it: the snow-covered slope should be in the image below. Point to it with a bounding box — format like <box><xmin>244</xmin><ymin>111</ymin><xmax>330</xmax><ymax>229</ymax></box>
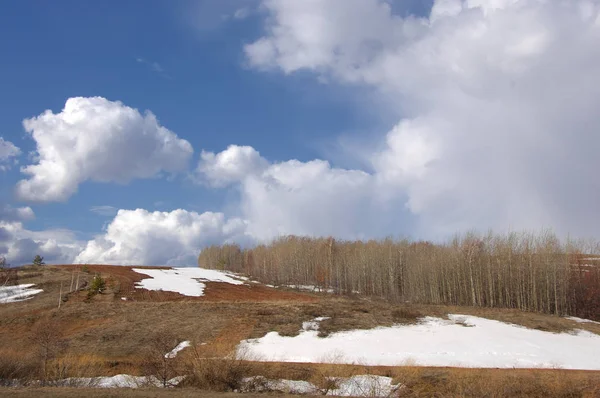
<box><xmin>132</xmin><ymin>267</ymin><xmax>245</xmax><ymax>297</ymax></box>
<box><xmin>0</xmin><ymin>284</ymin><xmax>43</xmax><ymax>303</ymax></box>
<box><xmin>239</xmin><ymin>314</ymin><xmax>600</xmax><ymax>370</ymax></box>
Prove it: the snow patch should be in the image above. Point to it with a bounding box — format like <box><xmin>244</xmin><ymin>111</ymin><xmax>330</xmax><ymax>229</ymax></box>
<box><xmin>241</xmin><ymin>375</ymin><xmax>400</xmax><ymax>397</ymax></box>
<box><xmin>60</xmin><ymin>374</ymin><xmax>184</xmax><ymax>388</ymax></box>
<box><xmin>243</xmin><ymin>376</ymin><xmax>318</xmax><ymax>395</ymax></box>
<box><xmin>328</xmin><ymin>375</ymin><xmax>401</xmax><ymax>397</ymax></box>
<box><xmin>565</xmin><ymin>316</ymin><xmax>600</xmax><ymax>325</ymax></box>
<box><xmin>165</xmin><ymin>341</ymin><xmax>191</xmax><ymax>358</ymax></box>
<box><xmin>286</xmin><ymin>285</ymin><xmax>335</xmax><ymax>293</ymax></box>
<box><xmin>0</xmin><ymin>284</ymin><xmax>43</xmax><ymax>303</ymax></box>
<box><xmin>302</xmin><ymin>317</ymin><xmax>330</xmax><ymax>331</ymax></box>
<box><xmin>239</xmin><ymin>314</ymin><xmax>600</xmax><ymax>370</ymax></box>
<box><xmin>132</xmin><ymin>267</ymin><xmax>244</xmax><ymax>297</ymax></box>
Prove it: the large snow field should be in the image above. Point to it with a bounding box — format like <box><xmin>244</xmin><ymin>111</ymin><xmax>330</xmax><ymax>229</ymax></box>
<box><xmin>132</xmin><ymin>267</ymin><xmax>245</xmax><ymax>297</ymax></box>
<box><xmin>0</xmin><ymin>284</ymin><xmax>43</xmax><ymax>303</ymax></box>
<box><xmin>239</xmin><ymin>315</ymin><xmax>600</xmax><ymax>370</ymax></box>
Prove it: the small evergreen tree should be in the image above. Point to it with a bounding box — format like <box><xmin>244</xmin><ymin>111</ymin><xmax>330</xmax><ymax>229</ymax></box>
<box><xmin>89</xmin><ymin>274</ymin><xmax>106</xmax><ymax>295</ymax></box>
<box><xmin>33</xmin><ymin>255</ymin><xmax>45</xmax><ymax>266</ymax></box>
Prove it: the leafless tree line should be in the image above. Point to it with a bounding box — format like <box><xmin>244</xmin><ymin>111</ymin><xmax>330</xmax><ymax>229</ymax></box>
<box><xmin>199</xmin><ymin>231</ymin><xmax>600</xmax><ymax>319</ymax></box>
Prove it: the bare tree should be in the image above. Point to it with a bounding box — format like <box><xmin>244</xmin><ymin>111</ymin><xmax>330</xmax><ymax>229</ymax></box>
<box><xmin>0</xmin><ymin>257</ymin><xmax>18</xmax><ymax>287</ymax></box>
<box><xmin>142</xmin><ymin>330</ymin><xmax>182</xmax><ymax>387</ymax></box>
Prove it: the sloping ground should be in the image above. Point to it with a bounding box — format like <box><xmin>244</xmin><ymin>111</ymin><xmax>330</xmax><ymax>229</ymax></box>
<box><xmin>58</xmin><ymin>264</ymin><xmax>316</xmax><ymax>302</ymax></box>
<box><xmin>0</xmin><ymin>265</ymin><xmax>320</xmax><ymax>376</ymax></box>
<box><xmin>2</xmin><ymin>264</ymin><xmax>600</xmax><ymax>397</ymax></box>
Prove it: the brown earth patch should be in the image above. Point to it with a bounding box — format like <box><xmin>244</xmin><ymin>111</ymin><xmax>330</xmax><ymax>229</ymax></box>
<box><xmin>201</xmin><ymin>282</ymin><xmax>317</xmax><ymax>302</ymax></box>
<box><xmin>58</xmin><ymin>264</ymin><xmax>317</xmax><ymax>303</ymax></box>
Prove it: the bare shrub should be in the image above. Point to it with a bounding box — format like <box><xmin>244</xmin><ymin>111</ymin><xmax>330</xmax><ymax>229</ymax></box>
<box><xmin>46</xmin><ymin>353</ymin><xmax>106</xmax><ymax>386</ymax></box>
<box><xmin>140</xmin><ymin>330</ymin><xmax>183</xmax><ymax>388</ymax></box>
<box><xmin>0</xmin><ymin>350</ymin><xmax>38</xmax><ymax>385</ymax></box>
<box><xmin>183</xmin><ymin>346</ymin><xmax>254</xmax><ymax>391</ymax></box>
<box><xmin>28</xmin><ymin>317</ymin><xmax>68</xmax><ymax>385</ymax></box>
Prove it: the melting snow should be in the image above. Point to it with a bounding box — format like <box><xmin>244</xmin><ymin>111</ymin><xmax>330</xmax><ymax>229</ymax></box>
<box><xmin>165</xmin><ymin>341</ymin><xmax>191</xmax><ymax>358</ymax></box>
<box><xmin>286</xmin><ymin>285</ymin><xmax>335</xmax><ymax>293</ymax></box>
<box><xmin>243</xmin><ymin>376</ymin><xmax>319</xmax><ymax>395</ymax></box>
<box><xmin>328</xmin><ymin>375</ymin><xmax>401</xmax><ymax>397</ymax></box>
<box><xmin>242</xmin><ymin>375</ymin><xmax>400</xmax><ymax>397</ymax></box>
<box><xmin>132</xmin><ymin>267</ymin><xmax>244</xmax><ymax>297</ymax></box>
<box><xmin>60</xmin><ymin>374</ymin><xmax>185</xmax><ymax>388</ymax></box>
<box><xmin>302</xmin><ymin>317</ymin><xmax>330</xmax><ymax>331</ymax></box>
<box><xmin>239</xmin><ymin>314</ymin><xmax>600</xmax><ymax>370</ymax></box>
<box><xmin>565</xmin><ymin>316</ymin><xmax>600</xmax><ymax>325</ymax></box>
<box><xmin>0</xmin><ymin>284</ymin><xmax>43</xmax><ymax>303</ymax></box>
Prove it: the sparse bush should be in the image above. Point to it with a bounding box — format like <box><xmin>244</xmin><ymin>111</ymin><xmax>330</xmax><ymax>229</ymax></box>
<box><xmin>184</xmin><ymin>346</ymin><xmax>254</xmax><ymax>391</ymax></box>
<box><xmin>141</xmin><ymin>330</ymin><xmax>183</xmax><ymax>388</ymax></box>
<box><xmin>0</xmin><ymin>350</ymin><xmax>38</xmax><ymax>385</ymax></box>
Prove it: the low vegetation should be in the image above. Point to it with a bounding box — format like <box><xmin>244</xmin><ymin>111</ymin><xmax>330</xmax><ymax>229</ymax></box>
<box><xmin>2</xmin><ymin>264</ymin><xmax>600</xmax><ymax>397</ymax></box>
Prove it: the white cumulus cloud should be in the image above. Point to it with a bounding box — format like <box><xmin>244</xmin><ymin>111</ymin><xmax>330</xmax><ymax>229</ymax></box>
<box><xmin>197</xmin><ymin>145</ymin><xmax>269</xmax><ymax>187</ymax></box>
<box><xmin>17</xmin><ymin>97</ymin><xmax>193</xmax><ymax>202</ymax></box>
<box><xmin>238</xmin><ymin>0</ymin><xmax>600</xmax><ymax>238</ymax></box>
<box><xmin>197</xmin><ymin>147</ymin><xmax>409</xmax><ymax>241</ymax></box>
<box><xmin>75</xmin><ymin>209</ymin><xmax>251</xmax><ymax>266</ymax></box>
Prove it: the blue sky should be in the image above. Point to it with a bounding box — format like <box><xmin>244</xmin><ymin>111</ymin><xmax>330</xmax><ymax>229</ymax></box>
<box><xmin>1</xmin><ymin>0</ymin><xmax>598</xmax><ymax>265</ymax></box>
<box><xmin>0</xmin><ymin>0</ymin><xmax>390</xmax><ymax>237</ymax></box>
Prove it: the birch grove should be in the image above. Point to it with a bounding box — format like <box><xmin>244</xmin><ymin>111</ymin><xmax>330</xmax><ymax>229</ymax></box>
<box><xmin>198</xmin><ymin>231</ymin><xmax>600</xmax><ymax>319</ymax></box>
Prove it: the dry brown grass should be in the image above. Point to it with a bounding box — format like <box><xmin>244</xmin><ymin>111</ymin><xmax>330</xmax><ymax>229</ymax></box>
<box><xmin>233</xmin><ymin>362</ymin><xmax>600</xmax><ymax>397</ymax></box>
<box><xmin>2</xmin><ymin>264</ymin><xmax>600</xmax><ymax>397</ymax></box>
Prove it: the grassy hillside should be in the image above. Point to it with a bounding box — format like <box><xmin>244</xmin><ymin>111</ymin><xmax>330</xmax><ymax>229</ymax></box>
<box><xmin>1</xmin><ymin>264</ymin><xmax>600</xmax><ymax>397</ymax></box>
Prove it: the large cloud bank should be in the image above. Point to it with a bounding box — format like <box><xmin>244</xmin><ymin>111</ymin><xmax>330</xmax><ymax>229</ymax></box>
<box><xmin>17</xmin><ymin>97</ymin><xmax>193</xmax><ymax>202</ymax></box>
<box><xmin>237</xmin><ymin>0</ymin><xmax>600</xmax><ymax>238</ymax></box>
